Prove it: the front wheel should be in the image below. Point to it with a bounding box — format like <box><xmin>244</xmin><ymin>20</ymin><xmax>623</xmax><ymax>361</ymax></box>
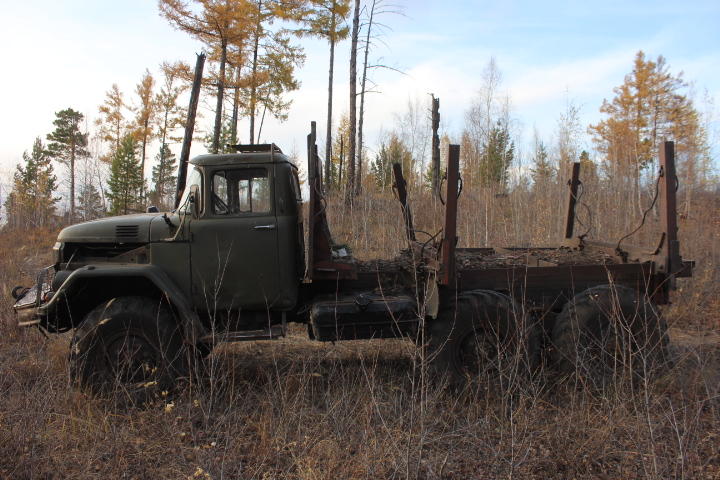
<box><xmin>69</xmin><ymin>296</ymin><xmax>188</xmax><ymax>403</ymax></box>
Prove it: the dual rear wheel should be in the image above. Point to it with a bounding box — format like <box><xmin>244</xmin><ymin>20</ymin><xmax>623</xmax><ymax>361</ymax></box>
<box><xmin>551</xmin><ymin>285</ymin><xmax>669</xmax><ymax>386</ymax></box>
<box><xmin>425</xmin><ymin>286</ymin><xmax>669</xmax><ymax>387</ymax></box>
<box><xmin>425</xmin><ymin>290</ymin><xmax>541</xmax><ymax>386</ymax></box>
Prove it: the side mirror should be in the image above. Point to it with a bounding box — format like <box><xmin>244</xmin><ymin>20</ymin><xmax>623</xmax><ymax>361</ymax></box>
<box><xmin>189</xmin><ymin>184</ymin><xmax>200</xmax><ymax>218</ymax></box>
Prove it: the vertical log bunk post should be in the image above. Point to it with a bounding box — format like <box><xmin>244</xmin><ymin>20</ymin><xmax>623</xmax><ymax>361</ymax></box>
<box><xmin>392</xmin><ymin>163</ymin><xmax>416</xmax><ymax>242</ymax></box>
<box><xmin>659</xmin><ymin>141</ymin><xmax>682</xmax><ymax>283</ymax></box>
<box><xmin>175</xmin><ymin>53</ymin><xmax>206</xmax><ymax>208</ymax></box>
<box><xmin>306</xmin><ymin>122</ymin><xmax>356</xmax><ymax>281</ymax></box>
<box><xmin>439</xmin><ymin>145</ymin><xmax>460</xmax><ymax>287</ymax></box>
<box><xmin>564</xmin><ymin>162</ymin><xmax>581</xmax><ymax>240</ymax></box>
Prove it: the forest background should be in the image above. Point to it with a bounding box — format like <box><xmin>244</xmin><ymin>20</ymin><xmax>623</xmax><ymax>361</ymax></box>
<box><xmin>0</xmin><ymin>0</ymin><xmax>718</xmax><ymax>221</ymax></box>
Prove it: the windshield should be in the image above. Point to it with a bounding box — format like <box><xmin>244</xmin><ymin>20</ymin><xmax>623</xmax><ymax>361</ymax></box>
<box><xmin>177</xmin><ymin>168</ymin><xmax>202</xmax><ymax>213</ymax></box>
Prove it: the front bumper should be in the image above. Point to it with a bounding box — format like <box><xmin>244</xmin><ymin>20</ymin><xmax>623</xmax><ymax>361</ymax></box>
<box><xmin>12</xmin><ymin>266</ymin><xmax>54</xmax><ymax>327</ymax></box>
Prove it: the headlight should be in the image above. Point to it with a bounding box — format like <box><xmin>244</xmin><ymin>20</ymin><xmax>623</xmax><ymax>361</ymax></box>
<box><xmin>53</xmin><ymin>242</ymin><xmax>63</xmax><ymax>265</ymax></box>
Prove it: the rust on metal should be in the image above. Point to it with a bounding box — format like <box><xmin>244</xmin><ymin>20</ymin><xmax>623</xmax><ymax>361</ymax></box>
<box><xmin>659</xmin><ymin>141</ymin><xmax>682</xmax><ymax>277</ymax></box>
<box><xmin>564</xmin><ymin>162</ymin><xmax>581</xmax><ymax>239</ymax></box>
<box><xmin>392</xmin><ymin>162</ymin><xmax>416</xmax><ymax>242</ymax></box>
<box><xmin>306</xmin><ymin>122</ymin><xmax>356</xmax><ymax>281</ymax></box>
<box><xmin>440</xmin><ymin>144</ymin><xmax>460</xmax><ymax>286</ymax></box>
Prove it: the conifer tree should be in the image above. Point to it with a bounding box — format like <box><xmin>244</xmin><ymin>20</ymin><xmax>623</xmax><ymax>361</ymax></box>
<box><xmin>77</xmin><ymin>183</ymin><xmax>105</xmax><ymax>221</ymax></box>
<box><xmin>530</xmin><ymin>139</ymin><xmax>554</xmax><ymax>186</ymax></box>
<box><xmin>4</xmin><ymin>138</ymin><xmax>59</xmax><ymax>229</ymax></box>
<box><xmin>370</xmin><ymin>134</ymin><xmax>413</xmax><ymax>190</ymax></box>
<box><xmin>590</xmin><ymin>51</ymin><xmax>707</xmax><ymax>184</ymax></box>
<box><xmin>107</xmin><ymin>135</ymin><xmax>144</xmax><ymax>215</ymax></box>
<box><xmin>477</xmin><ymin>120</ymin><xmax>514</xmax><ymax>187</ymax></box>
<box><xmin>578</xmin><ymin>150</ymin><xmax>597</xmax><ymax>182</ymax></box>
<box><xmin>46</xmin><ymin>108</ymin><xmax>89</xmax><ymax>219</ymax></box>
<box><xmin>151</xmin><ymin>144</ymin><xmax>178</xmax><ymax>210</ymax></box>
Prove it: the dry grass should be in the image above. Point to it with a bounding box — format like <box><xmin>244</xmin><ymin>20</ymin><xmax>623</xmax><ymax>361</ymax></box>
<box><xmin>1</xmin><ymin>184</ymin><xmax>719</xmax><ymax>479</ymax></box>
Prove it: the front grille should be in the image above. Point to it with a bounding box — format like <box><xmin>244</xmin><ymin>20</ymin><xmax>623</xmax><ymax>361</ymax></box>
<box><xmin>116</xmin><ymin>224</ymin><xmax>140</xmax><ymax>240</ymax></box>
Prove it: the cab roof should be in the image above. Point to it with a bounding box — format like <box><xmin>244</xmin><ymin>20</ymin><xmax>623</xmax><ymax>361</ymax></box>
<box><xmin>190</xmin><ymin>143</ymin><xmax>294</xmax><ymax>167</ymax></box>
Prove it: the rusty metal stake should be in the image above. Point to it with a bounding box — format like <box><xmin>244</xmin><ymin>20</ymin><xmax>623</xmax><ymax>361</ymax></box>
<box><xmin>175</xmin><ymin>52</ymin><xmax>205</xmax><ymax>209</ymax></box>
<box><xmin>659</xmin><ymin>141</ymin><xmax>681</xmax><ymax>277</ymax></box>
<box><xmin>392</xmin><ymin>163</ymin><xmax>416</xmax><ymax>242</ymax></box>
<box><xmin>564</xmin><ymin>162</ymin><xmax>581</xmax><ymax>239</ymax></box>
<box><xmin>440</xmin><ymin>144</ymin><xmax>460</xmax><ymax>287</ymax></box>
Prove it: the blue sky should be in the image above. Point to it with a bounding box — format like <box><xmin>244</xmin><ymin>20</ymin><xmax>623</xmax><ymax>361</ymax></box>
<box><xmin>0</xmin><ymin>0</ymin><xmax>718</xmax><ymax>188</ymax></box>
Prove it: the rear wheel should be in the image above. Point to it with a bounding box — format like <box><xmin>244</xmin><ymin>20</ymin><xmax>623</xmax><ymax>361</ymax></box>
<box><xmin>426</xmin><ymin>290</ymin><xmax>540</xmax><ymax>386</ymax></box>
<box><xmin>551</xmin><ymin>285</ymin><xmax>669</xmax><ymax>386</ymax></box>
<box><xmin>69</xmin><ymin>296</ymin><xmax>188</xmax><ymax>404</ymax></box>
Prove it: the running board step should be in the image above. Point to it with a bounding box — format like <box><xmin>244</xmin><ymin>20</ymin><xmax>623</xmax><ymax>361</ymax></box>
<box><xmin>200</xmin><ymin>325</ymin><xmax>285</xmax><ymax>344</ymax></box>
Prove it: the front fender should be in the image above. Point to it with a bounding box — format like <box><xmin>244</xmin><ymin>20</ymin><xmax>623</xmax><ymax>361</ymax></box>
<box><xmin>37</xmin><ymin>264</ymin><xmax>206</xmax><ymax>343</ymax></box>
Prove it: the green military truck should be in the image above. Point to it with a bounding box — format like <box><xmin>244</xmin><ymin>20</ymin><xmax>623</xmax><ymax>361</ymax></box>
<box><xmin>13</xmin><ymin>123</ymin><xmax>693</xmax><ymax>397</ymax></box>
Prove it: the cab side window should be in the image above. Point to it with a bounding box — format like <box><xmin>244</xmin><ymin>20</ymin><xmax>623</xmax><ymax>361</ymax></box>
<box><xmin>212</xmin><ymin>168</ymin><xmax>271</xmax><ymax>215</ymax></box>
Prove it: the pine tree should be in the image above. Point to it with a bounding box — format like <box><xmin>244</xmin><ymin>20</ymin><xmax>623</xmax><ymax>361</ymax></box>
<box><xmin>151</xmin><ymin>144</ymin><xmax>178</xmax><ymax>210</ymax></box>
<box><xmin>479</xmin><ymin>120</ymin><xmax>514</xmax><ymax>187</ymax></box>
<box><xmin>4</xmin><ymin>138</ymin><xmax>59</xmax><ymax>229</ymax></box>
<box><xmin>107</xmin><ymin>135</ymin><xmax>144</xmax><ymax>215</ymax></box>
<box><xmin>46</xmin><ymin>108</ymin><xmax>89</xmax><ymax>219</ymax></box>
<box><xmin>578</xmin><ymin>150</ymin><xmax>597</xmax><ymax>182</ymax></box>
<box><xmin>530</xmin><ymin>140</ymin><xmax>554</xmax><ymax>186</ymax></box>
<box><xmin>77</xmin><ymin>183</ymin><xmax>105</xmax><ymax>221</ymax></box>
<box><xmin>370</xmin><ymin>134</ymin><xmax>413</xmax><ymax>191</ymax></box>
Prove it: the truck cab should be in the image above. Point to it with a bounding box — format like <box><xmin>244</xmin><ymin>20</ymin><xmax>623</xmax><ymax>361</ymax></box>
<box><xmin>179</xmin><ymin>145</ymin><xmax>304</xmax><ymax>321</ymax></box>
<box><xmin>13</xmin><ymin>144</ymin><xmax>305</xmax><ymax>337</ymax></box>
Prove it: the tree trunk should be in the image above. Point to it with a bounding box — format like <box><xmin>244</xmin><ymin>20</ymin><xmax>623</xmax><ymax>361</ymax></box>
<box><xmin>325</xmin><ymin>21</ymin><xmax>336</xmax><ymax>191</ymax></box>
<box><xmin>212</xmin><ymin>39</ymin><xmax>228</xmax><ymax>154</ymax></box>
<box><xmin>231</xmin><ymin>66</ymin><xmax>240</xmax><ymax>145</ymax></box>
<box><xmin>249</xmin><ymin>0</ymin><xmax>262</xmax><ymax>144</ymax></box>
<box><xmin>357</xmin><ymin>0</ymin><xmax>376</xmax><ymax>196</ymax></box>
<box><xmin>70</xmin><ymin>142</ymin><xmax>76</xmax><ymax>219</ymax></box>
<box><xmin>324</xmin><ymin>2</ymin><xmax>338</xmax><ymax>191</ymax></box>
<box><xmin>338</xmin><ymin>137</ymin><xmax>344</xmax><ymax>190</ymax></box>
<box><xmin>140</xmin><ymin>123</ymin><xmax>148</xmax><ymax>200</ymax></box>
<box><xmin>346</xmin><ymin>0</ymin><xmax>360</xmax><ymax>204</ymax></box>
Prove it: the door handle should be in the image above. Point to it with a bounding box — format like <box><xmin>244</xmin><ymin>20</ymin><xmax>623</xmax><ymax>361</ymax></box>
<box><xmin>253</xmin><ymin>224</ymin><xmax>276</xmax><ymax>230</ymax></box>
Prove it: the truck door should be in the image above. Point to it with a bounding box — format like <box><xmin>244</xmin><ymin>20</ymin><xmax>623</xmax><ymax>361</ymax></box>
<box><xmin>189</xmin><ymin>166</ymin><xmax>281</xmax><ymax>312</ymax></box>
